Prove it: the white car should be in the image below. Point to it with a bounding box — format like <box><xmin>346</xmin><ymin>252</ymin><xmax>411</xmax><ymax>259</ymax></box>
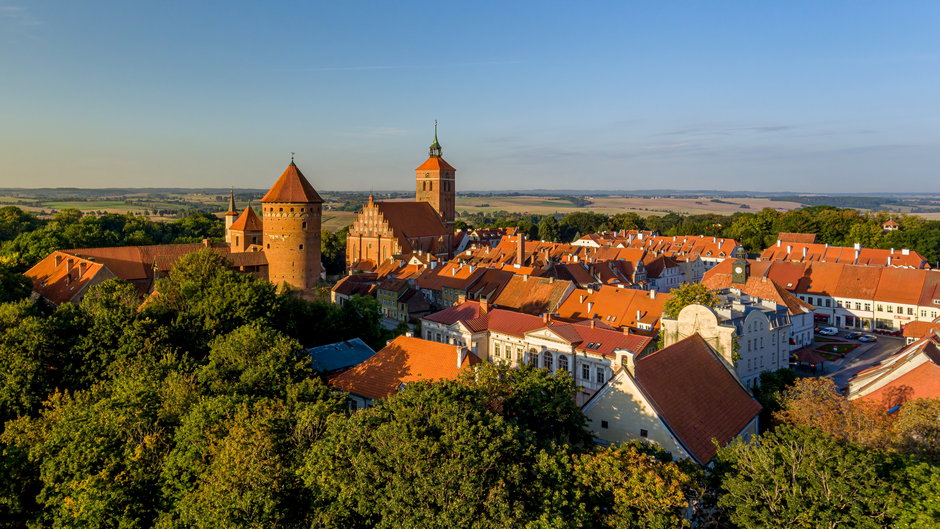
<box><xmin>818</xmin><ymin>327</ymin><xmax>839</xmax><ymax>336</ymax></box>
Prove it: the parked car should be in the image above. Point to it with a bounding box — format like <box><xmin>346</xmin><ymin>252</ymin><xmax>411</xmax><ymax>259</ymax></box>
<box><xmin>818</xmin><ymin>327</ymin><xmax>839</xmax><ymax>336</ymax></box>
<box><xmin>858</xmin><ymin>335</ymin><xmax>877</xmax><ymax>343</ymax></box>
<box><xmin>846</xmin><ymin>332</ymin><xmax>861</xmax><ymax>340</ymax></box>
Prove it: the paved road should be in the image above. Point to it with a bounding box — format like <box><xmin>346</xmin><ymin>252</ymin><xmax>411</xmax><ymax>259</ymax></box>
<box><xmin>820</xmin><ymin>335</ymin><xmax>906</xmax><ymax>389</ymax></box>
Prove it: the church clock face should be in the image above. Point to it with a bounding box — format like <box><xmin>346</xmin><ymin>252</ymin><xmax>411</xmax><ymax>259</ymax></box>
<box><xmin>425</xmin><ymin>172</ymin><xmax>430</xmax><ymax>177</ymax></box>
<box><xmin>735</xmin><ymin>266</ymin><xmax>743</xmax><ymax>274</ymax></box>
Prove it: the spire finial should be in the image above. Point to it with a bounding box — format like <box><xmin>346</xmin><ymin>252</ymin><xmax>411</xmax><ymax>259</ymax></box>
<box><xmin>290</xmin><ymin>152</ymin><xmax>295</xmax><ymax>164</ymax></box>
<box><xmin>429</xmin><ymin>121</ymin><xmax>442</xmax><ymax>157</ymax></box>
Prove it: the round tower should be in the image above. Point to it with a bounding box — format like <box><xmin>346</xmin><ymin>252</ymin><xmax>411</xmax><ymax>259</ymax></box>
<box><xmin>260</xmin><ymin>160</ymin><xmax>323</xmax><ymax>289</ymax></box>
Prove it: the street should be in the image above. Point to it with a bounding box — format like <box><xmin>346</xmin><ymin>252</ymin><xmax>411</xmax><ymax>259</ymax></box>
<box><xmin>820</xmin><ymin>334</ymin><xmax>906</xmax><ymax>390</ymax></box>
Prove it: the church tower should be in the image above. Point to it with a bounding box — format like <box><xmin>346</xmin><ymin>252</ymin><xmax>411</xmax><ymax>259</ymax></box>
<box><xmin>260</xmin><ymin>160</ymin><xmax>323</xmax><ymax>289</ymax></box>
<box><xmin>415</xmin><ymin>122</ymin><xmax>455</xmax><ymax>254</ymax></box>
<box><xmin>224</xmin><ymin>189</ymin><xmax>238</xmax><ymax>243</ymax></box>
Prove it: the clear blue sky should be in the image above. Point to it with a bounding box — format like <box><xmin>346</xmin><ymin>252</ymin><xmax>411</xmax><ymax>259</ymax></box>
<box><xmin>1</xmin><ymin>1</ymin><xmax>938</xmax><ymax>192</ymax></box>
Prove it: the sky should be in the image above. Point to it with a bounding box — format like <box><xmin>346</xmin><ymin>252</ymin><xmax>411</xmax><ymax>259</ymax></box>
<box><xmin>1</xmin><ymin>1</ymin><xmax>938</xmax><ymax>192</ymax></box>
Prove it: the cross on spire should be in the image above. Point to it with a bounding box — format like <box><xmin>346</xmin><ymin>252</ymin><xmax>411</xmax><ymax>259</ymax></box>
<box><xmin>290</xmin><ymin>152</ymin><xmax>295</xmax><ymax>164</ymax></box>
<box><xmin>429</xmin><ymin>121</ymin><xmax>442</xmax><ymax>157</ymax></box>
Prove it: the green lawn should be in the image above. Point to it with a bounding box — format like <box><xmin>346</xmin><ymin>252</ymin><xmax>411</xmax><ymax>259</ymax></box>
<box><xmin>816</xmin><ymin>343</ymin><xmax>860</xmax><ymax>355</ymax></box>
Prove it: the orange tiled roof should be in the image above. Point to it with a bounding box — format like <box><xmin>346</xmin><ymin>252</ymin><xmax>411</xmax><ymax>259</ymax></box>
<box><xmin>261</xmin><ymin>162</ymin><xmax>324</xmax><ymax>203</ymax></box>
<box><xmin>328</xmin><ymin>335</ymin><xmax>479</xmax><ymax>400</ymax></box>
<box><xmin>415</xmin><ymin>156</ymin><xmax>456</xmax><ymax>172</ymax></box>
<box><xmin>777</xmin><ymin>232</ymin><xmax>817</xmax><ymax>244</ymax></box>
<box><xmin>229</xmin><ymin>206</ymin><xmax>263</xmax><ymax>232</ymax></box>
<box><xmin>25</xmin><ymin>251</ymin><xmax>115</xmax><ymax>304</ymax></box>
<box><xmin>759</xmin><ymin>242</ymin><xmax>929</xmax><ymax>269</ymax></box>
<box><xmin>544</xmin><ymin>323</ymin><xmax>652</xmax><ymax>357</ymax></box>
<box><xmin>555</xmin><ymin>285</ymin><xmax>671</xmax><ymax>330</ymax></box>
<box><xmin>902</xmin><ymin>320</ymin><xmax>940</xmax><ymax>339</ymax></box>
<box><xmin>701</xmin><ymin>274</ymin><xmax>813</xmax><ymax>316</ymax></box>
<box><xmin>491</xmin><ymin>275</ymin><xmax>572</xmax><ymax>315</ymax></box>
<box><xmin>375</xmin><ymin>200</ymin><xmax>447</xmax><ymax>239</ymax></box>
<box><xmin>851</xmin><ymin>337</ymin><xmax>940</xmax><ymax>402</ymax></box>
<box><xmin>634</xmin><ymin>334</ymin><xmax>762</xmax><ymax>464</ymax></box>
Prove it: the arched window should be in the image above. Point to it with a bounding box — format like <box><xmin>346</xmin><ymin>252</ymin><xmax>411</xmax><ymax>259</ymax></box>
<box><xmin>526</xmin><ymin>350</ymin><xmax>538</xmax><ymax>367</ymax></box>
<box><xmin>542</xmin><ymin>351</ymin><xmax>553</xmax><ymax>372</ymax></box>
<box><xmin>558</xmin><ymin>355</ymin><xmax>569</xmax><ymax>372</ymax></box>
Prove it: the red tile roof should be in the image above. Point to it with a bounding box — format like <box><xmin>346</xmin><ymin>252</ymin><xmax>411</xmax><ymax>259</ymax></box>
<box><xmin>634</xmin><ymin>334</ymin><xmax>762</xmax><ymax>464</ymax></box>
<box><xmin>555</xmin><ymin>285</ymin><xmax>671</xmax><ymax>330</ymax></box>
<box><xmin>228</xmin><ymin>206</ymin><xmax>263</xmax><ymax>231</ymax></box>
<box><xmin>777</xmin><ymin>232</ymin><xmax>817</xmax><ymax>244</ymax></box>
<box><xmin>415</xmin><ymin>156</ymin><xmax>456</xmax><ymax>172</ymax></box>
<box><xmin>851</xmin><ymin>337</ymin><xmax>940</xmax><ymax>403</ymax></box>
<box><xmin>759</xmin><ymin>242</ymin><xmax>929</xmax><ymax>268</ymax></box>
<box><xmin>261</xmin><ymin>162</ymin><xmax>324</xmax><ymax>203</ymax></box>
<box><xmin>546</xmin><ymin>323</ymin><xmax>652</xmax><ymax>357</ymax></box>
<box><xmin>464</xmin><ymin>308</ymin><xmax>546</xmax><ymax>336</ymax></box>
<box><xmin>902</xmin><ymin>320</ymin><xmax>940</xmax><ymax>339</ymax></box>
<box><xmin>701</xmin><ymin>274</ymin><xmax>813</xmax><ymax>316</ymax></box>
<box><xmin>328</xmin><ymin>336</ymin><xmax>479</xmax><ymax>400</ymax></box>
<box><xmin>375</xmin><ymin>200</ymin><xmax>447</xmax><ymax>239</ymax></box>
<box><xmin>491</xmin><ymin>275</ymin><xmax>572</xmax><ymax>315</ymax></box>
<box><xmin>423</xmin><ymin>300</ymin><xmax>484</xmax><ymax>325</ymax></box>
<box><xmin>25</xmin><ymin>251</ymin><xmax>115</xmax><ymax>304</ymax></box>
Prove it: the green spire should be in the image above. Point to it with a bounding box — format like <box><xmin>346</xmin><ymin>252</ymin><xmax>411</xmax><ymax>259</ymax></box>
<box><xmin>227</xmin><ymin>188</ymin><xmax>237</xmax><ymax>213</ymax></box>
<box><xmin>429</xmin><ymin>120</ymin><xmax>442</xmax><ymax>157</ymax></box>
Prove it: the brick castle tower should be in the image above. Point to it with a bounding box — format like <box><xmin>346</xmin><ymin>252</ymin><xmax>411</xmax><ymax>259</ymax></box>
<box><xmin>260</xmin><ymin>160</ymin><xmax>324</xmax><ymax>289</ymax></box>
<box><xmin>415</xmin><ymin>122</ymin><xmax>455</xmax><ymax>254</ymax></box>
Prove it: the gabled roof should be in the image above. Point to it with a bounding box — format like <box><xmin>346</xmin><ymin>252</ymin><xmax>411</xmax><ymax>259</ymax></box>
<box><xmin>423</xmin><ymin>300</ymin><xmax>483</xmax><ymax>325</ymax></box>
<box><xmin>701</xmin><ymin>273</ymin><xmax>813</xmax><ymax>316</ymax></box>
<box><xmin>536</xmin><ymin>323</ymin><xmax>653</xmax><ymax>357</ymax></box>
<box><xmin>229</xmin><ymin>205</ymin><xmax>263</xmax><ymax>232</ymax></box>
<box><xmin>331</xmin><ymin>274</ymin><xmax>378</xmax><ymax>297</ymax></box>
<box><xmin>307</xmin><ymin>338</ymin><xmax>376</xmax><ymax>373</ymax></box>
<box><xmin>328</xmin><ymin>336</ymin><xmax>480</xmax><ymax>400</ymax></box>
<box><xmin>555</xmin><ymin>285</ymin><xmax>671</xmax><ymax>330</ymax></box>
<box><xmin>903</xmin><ymin>319</ymin><xmax>940</xmax><ymax>339</ymax></box>
<box><xmin>25</xmin><ymin>251</ymin><xmax>115</xmax><ymax>304</ymax></box>
<box><xmin>777</xmin><ymin>232</ymin><xmax>817</xmax><ymax>244</ymax></box>
<box><xmin>491</xmin><ymin>275</ymin><xmax>572</xmax><ymax>315</ymax></box>
<box><xmin>634</xmin><ymin>334</ymin><xmax>762</xmax><ymax>464</ymax></box>
<box><xmin>416</xmin><ymin>156</ymin><xmax>456</xmax><ymax>172</ymax></box>
<box><xmin>375</xmin><ymin>200</ymin><xmax>447</xmax><ymax>239</ymax></box>
<box><xmin>261</xmin><ymin>162</ymin><xmax>324</xmax><ymax>203</ymax></box>
<box><xmin>464</xmin><ymin>308</ymin><xmax>546</xmax><ymax>336</ymax></box>
<box><xmin>849</xmin><ymin>336</ymin><xmax>940</xmax><ymax>403</ymax></box>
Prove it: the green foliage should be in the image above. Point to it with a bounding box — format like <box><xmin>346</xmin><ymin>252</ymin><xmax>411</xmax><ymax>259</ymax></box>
<box><xmin>538</xmin><ymin>215</ymin><xmax>561</xmax><ymax>242</ymax></box>
<box><xmin>716</xmin><ymin>425</ymin><xmax>897</xmax><ymax>529</ymax></box>
<box><xmin>662</xmin><ymin>283</ymin><xmax>719</xmax><ymax>319</ymax></box>
<box><xmin>321</xmin><ymin>228</ymin><xmax>348</xmax><ymax>275</ymax></box>
<box><xmin>0</xmin><ymin>207</ymin><xmax>223</xmax><ymax>269</ymax></box>
<box><xmin>0</xmin><ymin>261</ymin><xmax>31</xmax><ymax>303</ymax></box>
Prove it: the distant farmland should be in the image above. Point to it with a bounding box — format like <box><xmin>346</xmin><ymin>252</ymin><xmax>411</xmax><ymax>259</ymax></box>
<box><xmin>456</xmin><ymin>195</ymin><xmax>804</xmax><ymax>217</ymax></box>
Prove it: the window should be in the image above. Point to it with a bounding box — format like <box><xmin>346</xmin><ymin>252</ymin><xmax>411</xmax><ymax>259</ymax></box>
<box><xmin>436</xmin><ymin>333</ymin><xmax>442</xmax><ymax>342</ymax></box>
<box><xmin>302</xmin><ymin>221</ymin><xmax>307</xmax><ymax>229</ymax></box>
<box><xmin>596</xmin><ymin>367</ymin><xmax>605</xmax><ymax>383</ymax></box>
<box><xmin>907</xmin><ymin>307</ymin><xmax>913</xmax><ymax>315</ymax></box>
<box><xmin>887</xmin><ymin>306</ymin><xmax>894</xmax><ymax>313</ymax></box>
<box><xmin>855</xmin><ymin>302</ymin><xmax>862</xmax><ymax>310</ymax></box>
<box><xmin>877</xmin><ymin>304</ymin><xmax>884</xmax><ymax>312</ymax></box>
<box><xmin>299</xmin><ymin>244</ymin><xmax>304</xmax><ymax>250</ymax></box>
<box><xmin>825</xmin><ymin>299</ymin><xmax>831</xmax><ymax>307</ymax></box>
<box><xmin>897</xmin><ymin>306</ymin><xmax>903</xmax><ymax>314</ymax></box>
<box><xmin>640</xmin><ymin>429</ymin><xmax>648</xmax><ymax>438</ymax></box>
<box><xmin>542</xmin><ymin>351</ymin><xmax>553</xmax><ymax>371</ymax></box>
<box><xmin>558</xmin><ymin>355</ymin><xmax>569</xmax><ymax>372</ymax></box>
<box><xmin>864</xmin><ymin>303</ymin><xmax>871</xmax><ymax>311</ymax></box>
<box><xmin>582</xmin><ymin>364</ymin><xmax>590</xmax><ymax>380</ymax></box>
<box><xmin>601</xmin><ymin>420</ymin><xmax>609</xmax><ymax>429</ymax></box>
<box><xmin>494</xmin><ymin>344</ymin><xmax>500</xmax><ymax>357</ymax></box>
<box><xmin>349</xmin><ymin>400</ymin><xmax>358</xmax><ymax>412</ymax></box>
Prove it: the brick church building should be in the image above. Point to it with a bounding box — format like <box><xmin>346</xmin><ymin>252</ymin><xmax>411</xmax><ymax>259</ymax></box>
<box><xmin>346</xmin><ymin>126</ymin><xmax>456</xmax><ymax>269</ymax></box>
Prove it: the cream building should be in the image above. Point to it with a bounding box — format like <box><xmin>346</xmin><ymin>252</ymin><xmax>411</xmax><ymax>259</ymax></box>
<box><xmin>660</xmin><ymin>287</ymin><xmax>792</xmax><ymax>388</ymax></box>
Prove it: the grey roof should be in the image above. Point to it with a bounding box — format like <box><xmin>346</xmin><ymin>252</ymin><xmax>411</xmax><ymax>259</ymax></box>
<box><xmin>307</xmin><ymin>338</ymin><xmax>376</xmax><ymax>373</ymax></box>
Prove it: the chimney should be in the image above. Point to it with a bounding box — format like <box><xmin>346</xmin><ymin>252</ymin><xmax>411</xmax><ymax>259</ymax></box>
<box><xmin>457</xmin><ymin>294</ymin><xmax>467</xmax><ymax>305</ymax></box>
<box><xmin>451</xmin><ymin>267</ymin><xmax>456</xmax><ymax>276</ymax></box>
<box><xmin>623</xmin><ymin>327</ymin><xmax>631</xmax><ymax>336</ymax></box>
<box><xmin>579</xmin><ymin>294</ymin><xmax>586</xmax><ymax>303</ymax></box>
<box><xmin>616</xmin><ymin>349</ymin><xmax>636</xmax><ymax>377</ymax></box>
<box><xmin>78</xmin><ymin>261</ymin><xmax>88</xmax><ymax>277</ymax></box>
<box><xmin>54</xmin><ymin>254</ymin><xmax>63</xmax><ymax>267</ymax></box>
<box><xmin>890</xmin><ymin>248</ymin><xmax>895</xmax><ymax>254</ymax></box>
<box><xmin>480</xmin><ymin>297</ymin><xmax>489</xmax><ymax>314</ymax></box>
<box><xmin>649</xmin><ymin>289</ymin><xmax>657</xmax><ymax>300</ymax></box>
<box><xmin>853</xmin><ymin>242</ymin><xmax>862</xmax><ymax>251</ymax></box>
<box><xmin>542</xmin><ymin>313</ymin><xmax>551</xmax><ymax>324</ymax></box>
<box><xmin>776</xmin><ymin>239</ymin><xmax>781</xmax><ymax>247</ymax></box>
<box><xmin>587</xmin><ymin>301</ymin><xmax>594</xmax><ymax>313</ymax></box>
<box><xmin>718</xmin><ymin>240</ymin><xmax>724</xmax><ymax>249</ymax></box>
<box><xmin>517</xmin><ymin>233</ymin><xmax>525</xmax><ymax>265</ymax></box>
<box><xmin>202</xmin><ymin>238</ymin><xmax>210</xmax><ymax>247</ymax></box>
<box><xmin>636</xmin><ymin>309</ymin><xmax>642</xmax><ymax>322</ymax></box>
<box><xmin>802</xmin><ymin>247</ymin><xmax>807</xmax><ymax>259</ymax></box>
<box><xmin>66</xmin><ymin>258</ymin><xmax>74</xmax><ymax>274</ymax></box>
<box><xmin>457</xmin><ymin>346</ymin><xmax>468</xmax><ymax>368</ymax></box>
<box><xmin>590</xmin><ymin>319</ymin><xmax>596</xmax><ymax>328</ymax></box>
<box><xmin>786</xmin><ymin>245</ymin><xmax>792</xmax><ymax>254</ymax></box>
<box><xmin>405</xmin><ymin>331</ymin><xmax>414</xmax><ymax>337</ymax></box>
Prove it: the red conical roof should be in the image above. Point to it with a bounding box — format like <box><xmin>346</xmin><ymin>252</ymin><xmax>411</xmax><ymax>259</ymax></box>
<box><xmin>229</xmin><ymin>205</ymin><xmax>263</xmax><ymax>231</ymax></box>
<box><xmin>261</xmin><ymin>162</ymin><xmax>323</xmax><ymax>203</ymax></box>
